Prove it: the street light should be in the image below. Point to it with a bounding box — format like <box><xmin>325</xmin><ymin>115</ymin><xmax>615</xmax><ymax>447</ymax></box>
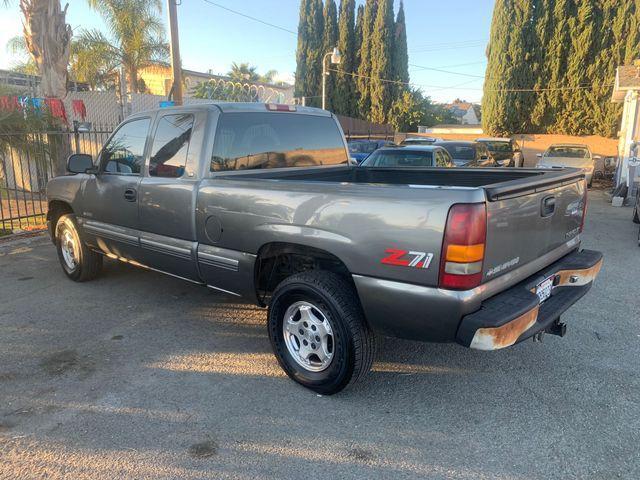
<box><xmin>322</xmin><ymin>47</ymin><xmax>341</xmax><ymax>110</ymax></box>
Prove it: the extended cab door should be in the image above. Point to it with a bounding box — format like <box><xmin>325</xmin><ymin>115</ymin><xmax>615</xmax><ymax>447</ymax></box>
<box><xmin>136</xmin><ymin>111</ymin><xmax>204</xmax><ymax>282</ymax></box>
<box><xmin>79</xmin><ymin>116</ymin><xmax>151</xmax><ymax>259</ymax></box>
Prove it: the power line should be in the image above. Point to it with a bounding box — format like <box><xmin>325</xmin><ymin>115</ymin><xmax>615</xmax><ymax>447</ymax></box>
<box><xmin>328</xmin><ymin>67</ymin><xmax>614</xmax><ymax>93</ymax></box>
<box><xmin>408</xmin><ymin>63</ymin><xmax>485</xmax><ymax>78</ymax></box>
<box><xmin>201</xmin><ymin>0</ymin><xmax>297</xmax><ymax>35</ymax></box>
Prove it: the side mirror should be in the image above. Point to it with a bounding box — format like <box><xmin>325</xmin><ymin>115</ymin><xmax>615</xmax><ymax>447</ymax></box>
<box><xmin>536</xmin><ymin>153</ymin><xmax>543</xmax><ymax>158</ymax></box>
<box><xmin>67</xmin><ymin>153</ymin><xmax>94</xmax><ymax>174</ymax></box>
<box><xmin>348</xmin><ymin>157</ymin><xmax>359</xmax><ymax>166</ymax></box>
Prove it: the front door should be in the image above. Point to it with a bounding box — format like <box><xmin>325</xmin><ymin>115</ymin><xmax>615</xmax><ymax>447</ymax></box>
<box><xmin>79</xmin><ymin>116</ymin><xmax>152</xmax><ymax>260</ymax></box>
<box><xmin>136</xmin><ymin>112</ymin><xmax>201</xmax><ymax>281</ymax></box>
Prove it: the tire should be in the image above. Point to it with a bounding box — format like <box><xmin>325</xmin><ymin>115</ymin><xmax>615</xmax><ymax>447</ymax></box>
<box><xmin>587</xmin><ymin>178</ymin><xmax>593</xmax><ymax>188</ymax></box>
<box><xmin>268</xmin><ymin>271</ymin><xmax>375</xmax><ymax>395</ymax></box>
<box><xmin>633</xmin><ymin>197</ymin><xmax>640</xmax><ymax>224</ymax></box>
<box><xmin>55</xmin><ymin>214</ymin><xmax>102</xmax><ymax>282</ymax></box>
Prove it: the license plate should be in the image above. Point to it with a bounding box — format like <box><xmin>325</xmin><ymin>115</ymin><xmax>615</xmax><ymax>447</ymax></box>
<box><xmin>535</xmin><ymin>275</ymin><xmax>555</xmax><ymax>303</ymax></box>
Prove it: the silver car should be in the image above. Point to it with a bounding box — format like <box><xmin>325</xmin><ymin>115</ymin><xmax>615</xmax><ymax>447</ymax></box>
<box><xmin>536</xmin><ymin>143</ymin><xmax>599</xmax><ymax>187</ymax></box>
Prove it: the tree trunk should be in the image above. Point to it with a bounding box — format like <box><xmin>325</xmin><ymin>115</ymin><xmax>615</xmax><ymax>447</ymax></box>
<box><xmin>20</xmin><ymin>0</ymin><xmax>72</xmax><ymax>99</ymax></box>
<box><xmin>128</xmin><ymin>66</ymin><xmax>138</xmax><ymax>94</ymax></box>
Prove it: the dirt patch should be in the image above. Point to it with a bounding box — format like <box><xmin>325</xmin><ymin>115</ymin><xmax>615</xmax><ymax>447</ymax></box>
<box><xmin>188</xmin><ymin>440</ymin><xmax>218</xmax><ymax>458</ymax></box>
<box><xmin>349</xmin><ymin>447</ymin><xmax>374</xmax><ymax>462</ymax></box>
<box><xmin>0</xmin><ymin>421</ymin><xmax>14</xmax><ymax>433</ymax></box>
<box><xmin>0</xmin><ymin>372</ymin><xmax>19</xmax><ymax>382</ymax></box>
<box><xmin>40</xmin><ymin>350</ymin><xmax>79</xmax><ymax>376</ymax></box>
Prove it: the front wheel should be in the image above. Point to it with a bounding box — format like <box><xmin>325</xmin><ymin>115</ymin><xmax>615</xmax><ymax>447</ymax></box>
<box><xmin>268</xmin><ymin>271</ymin><xmax>375</xmax><ymax>395</ymax></box>
<box><xmin>55</xmin><ymin>214</ymin><xmax>103</xmax><ymax>281</ymax></box>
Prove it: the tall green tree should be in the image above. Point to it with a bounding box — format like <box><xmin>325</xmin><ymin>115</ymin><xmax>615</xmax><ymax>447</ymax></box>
<box><xmin>482</xmin><ymin>0</ymin><xmax>537</xmax><ymax>135</ymax></box>
<box><xmin>334</xmin><ymin>0</ymin><xmax>356</xmax><ymax>116</ymax></box>
<box><xmin>322</xmin><ymin>0</ymin><xmax>338</xmax><ymax>110</ymax></box>
<box><xmin>356</xmin><ymin>0</ymin><xmax>377</xmax><ymax>118</ymax></box>
<box><xmin>294</xmin><ymin>0</ymin><xmax>311</xmax><ymax>101</ymax></box>
<box><xmin>296</xmin><ymin>0</ymin><xmax>324</xmax><ymax>107</ymax></box>
<box><xmin>393</xmin><ymin>0</ymin><xmax>408</xmax><ymax>86</ymax></box>
<box><xmin>369</xmin><ymin>0</ymin><xmax>395</xmax><ymax>123</ymax></box>
<box><xmin>78</xmin><ymin>0</ymin><xmax>169</xmax><ymax>93</ymax></box>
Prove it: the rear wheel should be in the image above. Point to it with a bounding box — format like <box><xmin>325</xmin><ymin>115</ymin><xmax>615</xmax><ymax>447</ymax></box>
<box><xmin>633</xmin><ymin>195</ymin><xmax>640</xmax><ymax>224</ymax></box>
<box><xmin>55</xmin><ymin>214</ymin><xmax>102</xmax><ymax>282</ymax></box>
<box><xmin>268</xmin><ymin>271</ymin><xmax>375</xmax><ymax>395</ymax></box>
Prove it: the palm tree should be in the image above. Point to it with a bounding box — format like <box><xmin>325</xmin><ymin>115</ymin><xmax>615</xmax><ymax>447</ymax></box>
<box><xmin>78</xmin><ymin>0</ymin><xmax>169</xmax><ymax>93</ymax></box>
<box><xmin>226</xmin><ymin>62</ymin><xmax>285</xmax><ymax>86</ymax></box>
<box><xmin>2</xmin><ymin>1</ymin><xmax>72</xmax><ymax>98</ymax></box>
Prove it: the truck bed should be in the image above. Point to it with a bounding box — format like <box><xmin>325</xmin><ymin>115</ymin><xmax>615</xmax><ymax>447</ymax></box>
<box><xmin>228</xmin><ymin>166</ymin><xmax>584</xmax><ymax>200</ymax></box>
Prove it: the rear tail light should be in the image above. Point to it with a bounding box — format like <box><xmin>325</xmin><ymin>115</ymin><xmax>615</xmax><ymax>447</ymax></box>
<box><xmin>439</xmin><ymin>203</ymin><xmax>487</xmax><ymax>290</ymax></box>
<box><xmin>579</xmin><ymin>180</ymin><xmax>588</xmax><ymax>233</ymax></box>
<box><xmin>266</xmin><ymin>103</ymin><xmax>296</xmax><ymax>112</ymax></box>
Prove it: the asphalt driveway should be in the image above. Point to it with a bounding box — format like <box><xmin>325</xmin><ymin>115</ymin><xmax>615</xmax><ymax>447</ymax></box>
<box><xmin>1</xmin><ymin>189</ymin><xmax>639</xmax><ymax>479</ymax></box>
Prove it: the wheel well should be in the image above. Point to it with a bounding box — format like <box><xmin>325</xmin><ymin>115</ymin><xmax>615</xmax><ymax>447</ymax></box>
<box><xmin>254</xmin><ymin>242</ymin><xmax>353</xmax><ymax>306</ymax></box>
<box><xmin>47</xmin><ymin>200</ymin><xmax>73</xmax><ymax>241</ymax></box>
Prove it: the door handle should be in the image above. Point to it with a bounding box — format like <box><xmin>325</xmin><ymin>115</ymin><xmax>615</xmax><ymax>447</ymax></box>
<box><xmin>541</xmin><ymin>195</ymin><xmax>555</xmax><ymax>217</ymax></box>
<box><xmin>124</xmin><ymin>188</ymin><xmax>137</xmax><ymax>202</ymax></box>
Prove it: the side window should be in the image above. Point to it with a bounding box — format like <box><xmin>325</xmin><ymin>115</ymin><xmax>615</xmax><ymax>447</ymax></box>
<box><xmin>211</xmin><ymin>112</ymin><xmax>347</xmax><ymax>171</ymax></box>
<box><xmin>149</xmin><ymin>114</ymin><xmax>194</xmax><ymax>178</ymax></box>
<box><xmin>101</xmin><ymin>118</ymin><xmax>150</xmax><ymax>175</ymax></box>
<box><xmin>440</xmin><ymin>149</ymin><xmax>453</xmax><ymax>167</ymax></box>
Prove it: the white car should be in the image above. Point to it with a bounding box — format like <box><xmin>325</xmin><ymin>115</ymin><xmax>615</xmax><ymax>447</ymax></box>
<box><xmin>536</xmin><ymin>143</ymin><xmax>599</xmax><ymax>187</ymax></box>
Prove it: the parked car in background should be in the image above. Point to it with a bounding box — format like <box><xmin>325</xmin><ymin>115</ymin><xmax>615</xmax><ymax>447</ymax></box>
<box><xmin>435</xmin><ymin>140</ymin><xmax>497</xmax><ymax>167</ymax></box>
<box><xmin>360</xmin><ymin>145</ymin><xmax>455</xmax><ymax>168</ymax></box>
<box><xmin>400</xmin><ymin>136</ymin><xmax>443</xmax><ymax>146</ymax></box>
<box><xmin>476</xmin><ymin>137</ymin><xmax>524</xmax><ymax>167</ymax></box>
<box><xmin>536</xmin><ymin>143</ymin><xmax>598</xmax><ymax>187</ymax></box>
<box><xmin>347</xmin><ymin>139</ymin><xmax>393</xmax><ymax>163</ymax></box>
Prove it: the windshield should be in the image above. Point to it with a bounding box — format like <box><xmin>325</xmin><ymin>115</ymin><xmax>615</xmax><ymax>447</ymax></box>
<box><xmin>348</xmin><ymin>141</ymin><xmax>378</xmax><ymax>154</ymax></box>
<box><xmin>441</xmin><ymin>144</ymin><xmax>476</xmax><ymax>160</ymax></box>
<box><xmin>481</xmin><ymin>141</ymin><xmax>512</xmax><ymax>153</ymax></box>
<box><xmin>362</xmin><ymin>149</ymin><xmax>433</xmax><ymax>167</ymax></box>
<box><xmin>545</xmin><ymin>146</ymin><xmax>589</xmax><ymax>158</ymax></box>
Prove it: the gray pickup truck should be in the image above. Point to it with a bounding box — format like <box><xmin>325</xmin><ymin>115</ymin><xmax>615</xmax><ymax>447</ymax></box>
<box><xmin>46</xmin><ymin>103</ymin><xmax>603</xmax><ymax>394</ymax></box>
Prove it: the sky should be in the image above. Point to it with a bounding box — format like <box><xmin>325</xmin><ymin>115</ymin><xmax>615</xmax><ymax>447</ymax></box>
<box><xmin>0</xmin><ymin>0</ymin><xmax>494</xmax><ymax>104</ymax></box>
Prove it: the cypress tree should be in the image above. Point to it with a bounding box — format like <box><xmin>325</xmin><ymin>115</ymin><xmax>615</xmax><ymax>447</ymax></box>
<box><xmin>530</xmin><ymin>0</ymin><xmax>554</xmax><ymax>131</ymax></box>
<box><xmin>555</xmin><ymin>0</ymin><xmax>597</xmax><ymax>134</ymax></box>
<box><xmin>355</xmin><ymin>3</ymin><xmax>364</xmax><ymax>66</ymax></box>
<box><xmin>294</xmin><ymin>0</ymin><xmax>311</xmax><ymax>101</ymax></box>
<box><xmin>304</xmin><ymin>0</ymin><xmax>325</xmax><ymax>107</ymax></box>
<box><xmin>482</xmin><ymin>0</ymin><xmax>536</xmax><ymax>135</ymax></box>
<box><xmin>357</xmin><ymin>0</ymin><xmax>377</xmax><ymax>119</ymax></box>
<box><xmin>322</xmin><ymin>0</ymin><xmax>339</xmax><ymax>111</ymax></box>
<box><xmin>335</xmin><ymin>0</ymin><xmax>357</xmax><ymax>116</ymax></box>
<box><xmin>369</xmin><ymin>0</ymin><xmax>395</xmax><ymax>123</ymax></box>
<box><xmin>393</xmin><ymin>0</ymin><xmax>409</xmax><ymax>86</ymax></box>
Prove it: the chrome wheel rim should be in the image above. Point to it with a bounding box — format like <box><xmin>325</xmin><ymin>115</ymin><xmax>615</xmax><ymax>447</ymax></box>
<box><xmin>60</xmin><ymin>229</ymin><xmax>78</xmax><ymax>270</ymax></box>
<box><xmin>282</xmin><ymin>301</ymin><xmax>334</xmax><ymax>372</ymax></box>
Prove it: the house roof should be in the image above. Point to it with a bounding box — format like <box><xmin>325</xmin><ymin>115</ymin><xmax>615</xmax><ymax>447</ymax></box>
<box><xmin>612</xmin><ymin>65</ymin><xmax>640</xmax><ymax>102</ymax></box>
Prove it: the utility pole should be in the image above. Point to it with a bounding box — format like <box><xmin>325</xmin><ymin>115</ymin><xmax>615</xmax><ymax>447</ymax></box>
<box><xmin>167</xmin><ymin>0</ymin><xmax>183</xmax><ymax>105</ymax></box>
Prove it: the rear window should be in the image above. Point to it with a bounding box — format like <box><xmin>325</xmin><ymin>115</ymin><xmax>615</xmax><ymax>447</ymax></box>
<box><xmin>348</xmin><ymin>141</ymin><xmax>378</xmax><ymax>154</ymax></box>
<box><xmin>211</xmin><ymin>112</ymin><xmax>347</xmax><ymax>171</ymax></box>
<box><xmin>545</xmin><ymin>146</ymin><xmax>589</xmax><ymax>158</ymax></box>
<box><xmin>482</xmin><ymin>141</ymin><xmax>512</xmax><ymax>153</ymax></box>
<box><xmin>441</xmin><ymin>144</ymin><xmax>476</xmax><ymax>160</ymax></box>
<box><xmin>363</xmin><ymin>149</ymin><xmax>433</xmax><ymax>167</ymax></box>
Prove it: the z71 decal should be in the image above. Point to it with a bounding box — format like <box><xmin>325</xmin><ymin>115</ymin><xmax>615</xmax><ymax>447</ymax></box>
<box><xmin>381</xmin><ymin>248</ymin><xmax>434</xmax><ymax>269</ymax></box>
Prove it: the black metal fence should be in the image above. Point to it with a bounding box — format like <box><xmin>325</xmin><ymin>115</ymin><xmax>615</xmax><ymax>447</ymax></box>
<box><xmin>0</xmin><ymin>126</ymin><xmax>114</xmax><ymax>232</ymax></box>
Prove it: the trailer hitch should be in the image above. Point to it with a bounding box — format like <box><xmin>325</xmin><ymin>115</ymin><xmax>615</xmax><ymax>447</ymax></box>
<box><xmin>545</xmin><ymin>320</ymin><xmax>567</xmax><ymax>338</ymax></box>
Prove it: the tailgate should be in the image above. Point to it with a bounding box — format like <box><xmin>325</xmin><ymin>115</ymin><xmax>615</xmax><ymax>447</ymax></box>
<box><xmin>482</xmin><ymin>177</ymin><xmax>585</xmax><ymax>282</ymax></box>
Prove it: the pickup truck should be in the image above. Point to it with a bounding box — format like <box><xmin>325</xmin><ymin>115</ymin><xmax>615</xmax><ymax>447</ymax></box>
<box><xmin>46</xmin><ymin>103</ymin><xmax>603</xmax><ymax>394</ymax></box>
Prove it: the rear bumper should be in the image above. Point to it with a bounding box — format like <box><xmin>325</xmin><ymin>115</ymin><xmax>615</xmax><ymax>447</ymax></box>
<box><xmin>456</xmin><ymin>249</ymin><xmax>603</xmax><ymax>350</ymax></box>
